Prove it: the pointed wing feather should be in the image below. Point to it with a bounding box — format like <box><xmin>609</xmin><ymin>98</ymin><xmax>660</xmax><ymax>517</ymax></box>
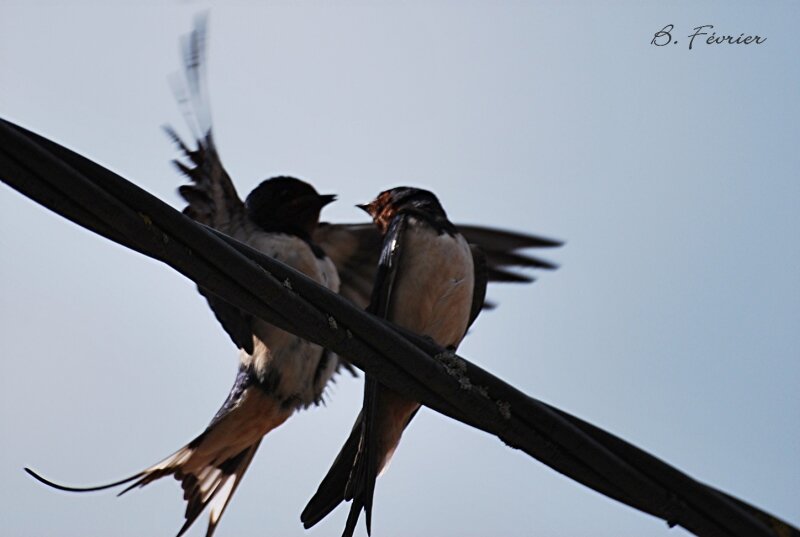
<box><xmin>456</xmin><ymin>224</ymin><xmax>563</xmax><ymax>249</ymax></box>
<box><xmin>457</xmin><ymin>224</ymin><xmax>562</xmax><ymax>281</ymax></box>
<box><xmin>168</xmin><ymin>13</ymin><xmax>247</xmax><ymax>234</ymax></box>
<box><xmin>314</xmin><ymin>221</ymin><xmax>561</xmax><ymax>309</ymax></box>
<box><xmin>166</xmin><ymin>14</ymin><xmax>255</xmax><ymax>352</ymax></box>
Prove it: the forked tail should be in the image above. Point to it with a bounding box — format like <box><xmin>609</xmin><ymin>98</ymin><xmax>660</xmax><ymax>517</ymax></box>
<box><xmin>26</xmin><ymin>437</ymin><xmax>262</xmax><ymax>537</ymax></box>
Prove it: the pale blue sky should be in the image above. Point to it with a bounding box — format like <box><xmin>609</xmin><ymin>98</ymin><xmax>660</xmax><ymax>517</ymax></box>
<box><xmin>1</xmin><ymin>3</ymin><xmax>798</xmax><ymax>537</ymax></box>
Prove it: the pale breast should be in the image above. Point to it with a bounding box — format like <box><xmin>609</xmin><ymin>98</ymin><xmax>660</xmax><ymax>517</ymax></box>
<box><xmin>389</xmin><ymin>219</ymin><xmax>474</xmax><ymax>349</ymax></box>
<box><xmin>246</xmin><ymin>233</ymin><xmax>340</xmax><ymax>293</ymax></box>
<box><xmin>240</xmin><ymin>231</ymin><xmax>340</xmax><ymax>407</ymax></box>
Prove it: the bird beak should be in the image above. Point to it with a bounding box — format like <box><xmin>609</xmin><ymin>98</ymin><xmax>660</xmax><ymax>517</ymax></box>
<box><xmin>355</xmin><ymin>203</ymin><xmax>370</xmax><ymax>214</ymax></box>
<box><xmin>317</xmin><ymin>194</ymin><xmax>337</xmax><ymax>207</ymax></box>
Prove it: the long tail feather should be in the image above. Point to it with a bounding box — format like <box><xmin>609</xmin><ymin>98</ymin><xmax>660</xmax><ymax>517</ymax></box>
<box><xmin>26</xmin><ymin>434</ymin><xmax>263</xmax><ymax>537</ymax></box>
<box><xmin>301</xmin><ymin>414</ymin><xmax>363</xmax><ymax>529</ymax></box>
<box><xmin>24</xmin><ymin>467</ymin><xmax>143</xmax><ymax>493</ymax></box>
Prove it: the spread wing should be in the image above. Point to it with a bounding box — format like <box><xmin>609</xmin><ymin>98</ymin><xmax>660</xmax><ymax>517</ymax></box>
<box><xmin>167</xmin><ymin>13</ymin><xmax>247</xmax><ymax>233</ymax></box>
<box><xmin>313</xmin><ymin>221</ymin><xmax>562</xmax><ymax>311</ymax></box>
<box><xmin>457</xmin><ymin>224</ymin><xmax>562</xmax><ymax>282</ymax></box>
<box><xmin>167</xmin><ymin>14</ymin><xmax>255</xmax><ymax>353</ymax></box>
<box><xmin>312</xmin><ymin>223</ymin><xmax>384</xmax><ymax>310</ymax></box>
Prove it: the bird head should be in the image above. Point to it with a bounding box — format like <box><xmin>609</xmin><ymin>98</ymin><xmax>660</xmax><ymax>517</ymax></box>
<box><xmin>357</xmin><ymin>186</ymin><xmax>446</xmax><ymax>234</ymax></box>
<box><xmin>246</xmin><ymin>176</ymin><xmax>336</xmax><ymax>237</ymax></box>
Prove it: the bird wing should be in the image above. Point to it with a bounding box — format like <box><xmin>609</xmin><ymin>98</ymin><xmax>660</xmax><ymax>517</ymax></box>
<box><xmin>313</xmin><ymin>221</ymin><xmax>562</xmax><ymax>310</ymax></box>
<box><xmin>310</xmin><ymin>218</ymin><xmax>562</xmax><ymax>390</ymax></box>
<box><xmin>166</xmin><ymin>14</ymin><xmax>256</xmax><ymax>353</ymax></box>
<box><xmin>302</xmin><ymin>216</ymin><xmax>408</xmax><ymax>536</ymax></box>
<box><xmin>312</xmin><ymin>222</ymin><xmax>384</xmax><ymax>310</ymax></box>
<box><xmin>468</xmin><ymin>244</ymin><xmax>489</xmax><ymax>329</ymax></box>
<box><xmin>168</xmin><ymin>13</ymin><xmax>246</xmax><ymax>233</ymax></box>
<box><xmin>348</xmin><ymin>215</ymin><xmax>409</xmax><ymax>536</ymax></box>
<box><xmin>457</xmin><ymin>224</ymin><xmax>562</xmax><ymax>282</ymax></box>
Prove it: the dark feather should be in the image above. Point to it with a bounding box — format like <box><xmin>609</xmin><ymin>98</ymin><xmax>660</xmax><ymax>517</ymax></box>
<box><xmin>27</xmin><ymin>366</ymin><xmax>262</xmax><ymax>537</ymax></box>
<box><xmin>457</xmin><ymin>224</ymin><xmax>563</xmax><ymax>250</ymax></box>
<box><xmin>484</xmin><ymin>249</ymin><xmax>559</xmax><ymax>270</ymax></box>
<box><xmin>469</xmin><ymin>245</ymin><xmax>489</xmax><ymax>328</ymax></box>
<box><xmin>313</xmin><ymin>223</ymin><xmax>383</xmax><ymax>310</ymax></box>
<box><xmin>487</xmin><ymin>267</ymin><xmax>535</xmax><ymax>283</ymax></box>
<box><xmin>201</xmin><ymin>291</ymin><xmax>254</xmax><ymax>354</ymax></box>
<box><xmin>301</xmin><ymin>217</ymin><xmax>408</xmax><ymax>534</ymax></box>
<box><xmin>24</xmin><ymin>468</ymin><xmax>143</xmax><ymax>493</ymax></box>
<box><xmin>166</xmin><ymin>13</ymin><xmax>246</xmax><ymax>233</ymax></box>
<box><xmin>367</xmin><ymin>218</ymin><xmax>407</xmax><ymax>318</ymax></box>
<box><xmin>313</xmin><ymin>221</ymin><xmax>561</xmax><ymax>311</ymax></box>
<box><xmin>162</xmin><ymin>14</ymin><xmax>258</xmax><ymax>353</ymax></box>
<box><xmin>301</xmin><ymin>415</ymin><xmax>363</xmax><ymax>529</ymax></box>
<box><xmin>345</xmin><ymin>216</ymin><xmax>408</xmax><ymax>535</ymax></box>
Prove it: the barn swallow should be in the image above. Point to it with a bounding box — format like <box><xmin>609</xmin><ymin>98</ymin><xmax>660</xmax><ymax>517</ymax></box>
<box><xmin>302</xmin><ymin>187</ymin><xmax>490</xmax><ymax>536</ymax></box>
<box><xmin>28</xmin><ymin>176</ymin><xmax>340</xmax><ymax>537</ymax></box>
<box><xmin>25</xmin><ymin>16</ymin><xmax>343</xmax><ymax>537</ymax></box>
<box><xmin>24</xmin><ymin>15</ymin><xmax>562</xmax><ymax>537</ymax></box>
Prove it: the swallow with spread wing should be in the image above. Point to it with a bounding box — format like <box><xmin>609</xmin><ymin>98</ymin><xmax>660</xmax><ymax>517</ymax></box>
<box><xmin>302</xmin><ymin>187</ymin><xmax>558</xmax><ymax>537</ymax></box>
<box><xmin>24</xmin><ymin>15</ymin><xmax>562</xmax><ymax>537</ymax></box>
<box><xmin>25</xmin><ymin>16</ymin><xmax>343</xmax><ymax>537</ymax></box>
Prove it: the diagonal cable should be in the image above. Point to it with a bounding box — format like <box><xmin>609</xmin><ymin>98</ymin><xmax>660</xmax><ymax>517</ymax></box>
<box><xmin>0</xmin><ymin>118</ymin><xmax>796</xmax><ymax>537</ymax></box>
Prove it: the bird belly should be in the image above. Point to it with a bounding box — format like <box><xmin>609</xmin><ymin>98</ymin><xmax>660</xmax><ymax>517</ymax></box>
<box><xmin>389</xmin><ymin>228</ymin><xmax>474</xmax><ymax>348</ymax></box>
<box><xmin>241</xmin><ymin>331</ymin><xmax>332</xmax><ymax>409</ymax></box>
<box><xmin>373</xmin><ymin>226</ymin><xmax>474</xmax><ymax>472</ymax></box>
<box><xmin>240</xmin><ymin>232</ymin><xmax>341</xmax><ymax>408</ymax></box>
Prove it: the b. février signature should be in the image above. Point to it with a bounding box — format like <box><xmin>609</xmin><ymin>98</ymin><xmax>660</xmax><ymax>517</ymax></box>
<box><xmin>651</xmin><ymin>24</ymin><xmax>766</xmax><ymax>50</ymax></box>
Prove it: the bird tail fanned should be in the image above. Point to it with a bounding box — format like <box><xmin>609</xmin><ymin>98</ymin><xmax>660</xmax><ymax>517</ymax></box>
<box><xmin>26</xmin><ymin>435</ymin><xmax>263</xmax><ymax>537</ymax></box>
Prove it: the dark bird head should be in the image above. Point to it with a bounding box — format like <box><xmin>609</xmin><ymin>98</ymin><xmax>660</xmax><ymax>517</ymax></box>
<box><xmin>246</xmin><ymin>177</ymin><xmax>336</xmax><ymax>237</ymax></box>
<box><xmin>357</xmin><ymin>186</ymin><xmax>448</xmax><ymax>234</ymax></box>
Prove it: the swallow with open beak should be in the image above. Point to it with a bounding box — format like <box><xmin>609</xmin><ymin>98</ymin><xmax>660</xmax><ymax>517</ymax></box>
<box><xmin>24</xmin><ymin>15</ymin><xmax>562</xmax><ymax>537</ymax></box>
<box><xmin>302</xmin><ymin>187</ymin><xmax>488</xmax><ymax>536</ymax></box>
<box><xmin>25</xmin><ymin>16</ymin><xmax>342</xmax><ymax>537</ymax></box>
